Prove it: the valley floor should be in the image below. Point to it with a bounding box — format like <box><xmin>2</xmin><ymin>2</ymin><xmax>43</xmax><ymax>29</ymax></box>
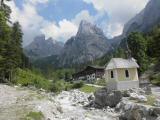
<box><xmin>0</xmin><ymin>84</ymin><xmax>118</xmax><ymax>120</ymax></box>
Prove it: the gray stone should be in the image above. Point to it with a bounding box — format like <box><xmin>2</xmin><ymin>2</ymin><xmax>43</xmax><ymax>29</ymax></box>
<box><xmin>156</xmin><ymin>116</ymin><xmax>160</xmax><ymax>120</ymax></box>
<box><xmin>154</xmin><ymin>99</ymin><xmax>160</xmax><ymax>107</ymax></box>
<box><xmin>122</xmin><ymin>90</ymin><xmax>130</xmax><ymax>97</ymax></box>
<box><xmin>24</xmin><ymin>34</ymin><xmax>63</xmax><ymax>59</ymax></box>
<box><xmin>119</xmin><ymin>104</ymin><xmax>149</xmax><ymax>120</ymax></box>
<box><xmin>143</xmin><ymin>86</ymin><xmax>152</xmax><ymax>95</ymax></box>
<box><xmin>58</xmin><ymin>20</ymin><xmax>112</xmax><ymax>67</ymax></box>
<box><xmin>137</xmin><ymin>95</ymin><xmax>147</xmax><ymax>103</ymax></box>
<box><xmin>94</xmin><ymin>87</ymin><xmax>122</xmax><ymax>108</ymax></box>
<box><xmin>130</xmin><ymin>93</ymin><xmax>139</xmax><ymax>100</ymax></box>
<box><xmin>149</xmin><ymin>107</ymin><xmax>160</xmax><ymax>117</ymax></box>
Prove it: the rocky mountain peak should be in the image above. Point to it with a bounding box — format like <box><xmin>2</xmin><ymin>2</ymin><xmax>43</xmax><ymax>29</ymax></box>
<box><xmin>59</xmin><ymin>20</ymin><xmax>112</xmax><ymax>67</ymax></box>
<box><xmin>77</xmin><ymin>20</ymin><xmax>104</xmax><ymax>37</ymax></box>
<box><xmin>122</xmin><ymin>0</ymin><xmax>160</xmax><ymax>36</ymax></box>
<box><xmin>24</xmin><ymin>35</ymin><xmax>63</xmax><ymax>59</ymax></box>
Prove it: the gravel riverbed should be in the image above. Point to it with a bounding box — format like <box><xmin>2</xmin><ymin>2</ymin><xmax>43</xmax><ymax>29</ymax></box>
<box><xmin>0</xmin><ymin>84</ymin><xmax>119</xmax><ymax>120</ymax></box>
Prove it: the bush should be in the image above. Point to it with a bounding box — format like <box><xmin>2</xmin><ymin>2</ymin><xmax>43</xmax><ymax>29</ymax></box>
<box><xmin>14</xmin><ymin>69</ymin><xmax>52</xmax><ymax>91</ymax></box>
<box><xmin>51</xmin><ymin>80</ymin><xmax>66</xmax><ymax>92</ymax></box>
<box><xmin>71</xmin><ymin>81</ymin><xmax>84</xmax><ymax>89</ymax></box>
<box><xmin>150</xmin><ymin>73</ymin><xmax>160</xmax><ymax>86</ymax></box>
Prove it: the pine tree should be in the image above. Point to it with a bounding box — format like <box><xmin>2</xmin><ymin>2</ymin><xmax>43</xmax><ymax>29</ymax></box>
<box><xmin>127</xmin><ymin>32</ymin><xmax>149</xmax><ymax>73</ymax></box>
<box><xmin>149</xmin><ymin>25</ymin><xmax>160</xmax><ymax>62</ymax></box>
<box><xmin>0</xmin><ymin>11</ymin><xmax>11</xmax><ymax>82</ymax></box>
<box><xmin>11</xmin><ymin>22</ymin><xmax>23</xmax><ymax>67</ymax></box>
<box><xmin>0</xmin><ymin>0</ymin><xmax>12</xmax><ymax>21</ymax></box>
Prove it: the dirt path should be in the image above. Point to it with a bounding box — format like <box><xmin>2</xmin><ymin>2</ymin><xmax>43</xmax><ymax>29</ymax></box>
<box><xmin>0</xmin><ymin>84</ymin><xmax>59</xmax><ymax>120</ymax></box>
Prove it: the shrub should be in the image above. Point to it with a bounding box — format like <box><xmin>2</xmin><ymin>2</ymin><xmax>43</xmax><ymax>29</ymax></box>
<box><xmin>150</xmin><ymin>73</ymin><xmax>160</xmax><ymax>86</ymax></box>
<box><xmin>14</xmin><ymin>69</ymin><xmax>52</xmax><ymax>91</ymax></box>
<box><xmin>51</xmin><ymin>80</ymin><xmax>66</xmax><ymax>92</ymax></box>
<box><xmin>71</xmin><ymin>81</ymin><xmax>84</xmax><ymax>89</ymax></box>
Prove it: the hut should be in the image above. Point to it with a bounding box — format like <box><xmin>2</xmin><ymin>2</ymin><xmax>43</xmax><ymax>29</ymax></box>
<box><xmin>105</xmin><ymin>58</ymin><xmax>139</xmax><ymax>90</ymax></box>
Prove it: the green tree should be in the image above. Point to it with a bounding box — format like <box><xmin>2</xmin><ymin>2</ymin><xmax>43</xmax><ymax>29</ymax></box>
<box><xmin>0</xmin><ymin>11</ymin><xmax>11</xmax><ymax>82</ymax></box>
<box><xmin>127</xmin><ymin>32</ymin><xmax>149</xmax><ymax>73</ymax></box>
<box><xmin>113</xmin><ymin>48</ymin><xmax>126</xmax><ymax>58</ymax></box>
<box><xmin>149</xmin><ymin>25</ymin><xmax>160</xmax><ymax>61</ymax></box>
<box><xmin>0</xmin><ymin>0</ymin><xmax>11</xmax><ymax>21</ymax></box>
<box><xmin>3</xmin><ymin>22</ymin><xmax>23</xmax><ymax>81</ymax></box>
<box><xmin>11</xmin><ymin>22</ymin><xmax>23</xmax><ymax>67</ymax></box>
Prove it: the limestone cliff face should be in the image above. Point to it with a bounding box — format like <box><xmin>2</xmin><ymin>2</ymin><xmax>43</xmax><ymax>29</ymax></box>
<box><xmin>24</xmin><ymin>35</ymin><xmax>63</xmax><ymax>59</ymax></box>
<box><xmin>59</xmin><ymin>20</ymin><xmax>112</xmax><ymax>67</ymax></box>
<box><xmin>123</xmin><ymin>0</ymin><xmax>160</xmax><ymax>36</ymax></box>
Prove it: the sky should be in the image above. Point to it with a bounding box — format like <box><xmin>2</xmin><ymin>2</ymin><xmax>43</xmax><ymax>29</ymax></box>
<box><xmin>7</xmin><ymin>0</ymin><xmax>149</xmax><ymax>46</ymax></box>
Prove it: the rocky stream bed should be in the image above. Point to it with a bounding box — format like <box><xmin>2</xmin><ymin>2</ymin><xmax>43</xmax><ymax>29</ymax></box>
<box><xmin>0</xmin><ymin>84</ymin><xmax>160</xmax><ymax>120</ymax></box>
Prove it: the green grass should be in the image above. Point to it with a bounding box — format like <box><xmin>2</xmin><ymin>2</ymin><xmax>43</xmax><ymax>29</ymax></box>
<box><xmin>24</xmin><ymin>111</ymin><xmax>44</xmax><ymax>120</ymax></box>
<box><xmin>80</xmin><ymin>85</ymin><xmax>99</xmax><ymax>93</ymax></box>
<box><xmin>95</xmin><ymin>79</ymin><xmax>107</xmax><ymax>86</ymax></box>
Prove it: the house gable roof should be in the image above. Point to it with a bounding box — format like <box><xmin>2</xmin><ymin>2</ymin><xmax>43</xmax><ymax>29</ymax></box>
<box><xmin>106</xmin><ymin>58</ymin><xmax>139</xmax><ymax>70</ymax></box>
<box><xmin>72</xmin><ymin>65</ymin><xmax>104</xmax><ymax>77</ymax></box>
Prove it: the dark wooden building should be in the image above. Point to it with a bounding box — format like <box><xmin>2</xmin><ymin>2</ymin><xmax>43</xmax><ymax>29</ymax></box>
<box><xmin>72</xmin><ymin>66</ymin><xmax>105</xmax><ymax>83</ymax></box>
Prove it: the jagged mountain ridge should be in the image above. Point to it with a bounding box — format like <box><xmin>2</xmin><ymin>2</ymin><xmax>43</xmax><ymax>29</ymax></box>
<box><xmin>58</xmin><ymin>20</ymin><xmax>112</xmax><ymax>67</ymax></box>
<box><xmin>123</xmin><ymin>0</ymin><xmax>160</xmax><ymax>36</ymax></box>
<box><xmin>27</xmin><ymin>0</ymin><xmax>160</xmax><ymax>68</ymax></box>
<box><xmin>110</xmin><ymin>0</ymin><xmax>160</xmax><ymax>47</ymax></box>
<box><xmin>24</xmin><ymin>35</ymin><xmax>63</xmax><ymax>59</ymax></box>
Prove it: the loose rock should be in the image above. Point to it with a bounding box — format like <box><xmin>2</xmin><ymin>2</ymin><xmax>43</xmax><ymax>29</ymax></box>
<box><xmin>94</xmin><ymin>87</ymin><xmax>122</xmax><ymax>108</ymax></box>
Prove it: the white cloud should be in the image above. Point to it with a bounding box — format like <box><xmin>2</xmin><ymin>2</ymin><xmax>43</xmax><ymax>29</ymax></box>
<box><xmin>41</xmin><ymin>19</ymin><xmax>78</xmax><ymax>42</ymax></box>
<box><xmin>83</xmin><ymin>0</ymin><xmax>106</xmax><ymax>12</ymax></box>
<box><xmin>7</xmin><ymin>0</ymin><xmax>150</xmax><ymax>46</ymax></box>
<box><xmin>72</xmin><ymin>10</ymin><xmax>94</xmax><ymax>25</ymax></box>
<box><xmin>7</xmin><ymin>1</ymin><xmax>48</xmax><ymax>46</ymax></box>
<box><xmin>7</xmin><ymin>0</ymin><xmax>78</xmax><ymax>46</ymax></box>
<box><xmin>106</xmin><ymin>23</ymin><xmax>123</xmax><ymax>38</ymax></box>
<box><xmin>83</xmin><ymin>0</ymin><xmax>149</xmax><ymax>37</ymax></box>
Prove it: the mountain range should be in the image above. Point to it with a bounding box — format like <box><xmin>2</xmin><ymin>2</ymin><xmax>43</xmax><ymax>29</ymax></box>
<box><xmin>24</xmin><ymin>35</ymin><xmax>63</xmax><ymax>59</ymax></box>
<box><xmin>25</xmin><ymin>0</ymin><xmax>160</xmax><ymax>68</ymax></box>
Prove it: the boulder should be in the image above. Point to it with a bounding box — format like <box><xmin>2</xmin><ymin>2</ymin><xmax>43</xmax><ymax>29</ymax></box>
<box><xmin>154</xmin><ymin>99</ymin><xmax>160</xmax><ymax>107</ymax></box>
<box><xmin>94</xmin><ymin>87</ymin><xmax>122</xmax><ymax>108</ymax></box>
<box><xmin>156</xmin><ymin>116</ymin><xmax>160</xmax><ymax>120</ymax></box>
<box><xmin>137</xmin><ymin>95</ymin><xmax>147</xmax><ymax>103</ymax></box>
<box><xmin>117</xmin><ymin>99</ymin><xmax>160</xmax><ymax>120</ymax></box>
<box><xmin>118</xmin><ymin>102</ymin><xmax>149</xmax><ymax>120</ymax></box>
<box><xmin>122</xmin><ymin>90</ymin><xmax>130</xmax><ymax>97</ymax></box>
<box><xmin>149</xmin><ymin>107</ymin><xmax>160</xmax><ymax>117</ymax></box>
<box><xmin>130</xmin><ymin>93</ymin><xmax>139</xmax><ymax>100</ymax></box>
<box><xmin>143</xmin><ymin>85</ymin><xmax>152</xmax><ymax>95</ymax></box>
<box><xmin>130</xmin><ymin>93</ymin><xmax>147</xmax><ymax>103</ymax></box>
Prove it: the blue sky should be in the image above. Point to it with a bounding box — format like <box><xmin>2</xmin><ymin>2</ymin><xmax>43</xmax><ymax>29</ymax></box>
<box><xmin>7</xmin><ymin>0</ymin><xmax>149</xmax><ymax>46</ymax></box>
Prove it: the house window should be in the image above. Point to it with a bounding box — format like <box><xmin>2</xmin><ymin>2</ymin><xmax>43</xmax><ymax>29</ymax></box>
<box><xmin>92</xmin><ymin>74</ymin><xmax>95</xmax><ymax>79</ymax></box>
<box><xmin>111</xmin><ymin>71</ymin><xmax>114</xmax><ymax>78</ymax></box>
<box><xmin>125</xmin><ymin>70</ymin><xmax>129</xmax><ymax>78</ymax></box>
